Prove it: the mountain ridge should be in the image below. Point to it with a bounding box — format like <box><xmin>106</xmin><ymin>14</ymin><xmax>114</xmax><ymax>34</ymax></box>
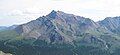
<box><xmin>14</xmin><ymin>10</ymin><xmax>120</xmax><ymax>45</ymax></box>
<box><xmin>15</xmin><ymin>10</ymin><xmax>101</xmax><ymax>44</ymax></box>
<box><xmin>0</xmin><ymin>10</ymin><xmax>120</xmax><ymax>55</ymax></box>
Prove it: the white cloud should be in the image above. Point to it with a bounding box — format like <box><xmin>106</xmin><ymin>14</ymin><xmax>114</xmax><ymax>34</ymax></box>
<box><xmin>8</xmin><ymin>10</ymin><xmax>23</xmax><ymax>16</ymax></box>
<box><xmin>0</xmin><ymin>0</ymin><xmax>120</xmax><ymax>26</ymax></box>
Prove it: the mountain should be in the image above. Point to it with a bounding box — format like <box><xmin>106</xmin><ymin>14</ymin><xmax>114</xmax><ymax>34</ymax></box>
<box><xmin>99</xmin><ymin>16</ymin><xmax>120</xmax><ymax>35</ymax></box>
<box><xmin>8</xmin><ymin>25</ymin><xmax>18</xmax><ymax>30</ymax></box>
<box><xmin>0</xmin><ymin>25</ymin><xmax>17</xmax><ymax>31</ymax></box>
<box><xmin>15</xmin><ymin>10</ymin><xmax>103</xmax><ymax>44</ymax></box>
<box><xmin>0</xmin><ymin>26</ymin><xmax>8</xmax><ymax>31</ymax></box>
<box><xmin>0</xmin><ymin>10</ymin><xmax>120</xmax><ymax>55</ymax></box>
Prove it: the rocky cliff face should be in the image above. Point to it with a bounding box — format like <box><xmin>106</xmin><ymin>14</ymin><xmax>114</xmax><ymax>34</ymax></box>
<box><xmin>0</xmin><ymin>51</ymin><xmax>12</xmax><ymax>55</ymax></box>
<box><xmin>15</xmin><ymin>10</ymin><xmax>102</xmax><ymax>44</ymax></box>
<box><xmin>14</xmin><ymin>10</ymin><xmax>120</xmax><ymax>48</ymax></box>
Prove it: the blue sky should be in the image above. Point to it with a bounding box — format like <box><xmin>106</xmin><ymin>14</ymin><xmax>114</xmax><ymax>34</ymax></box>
<box><xmin>0</xmin><ymin>0</ymin><xmax>120</xmax><ymax>26</ymax></box>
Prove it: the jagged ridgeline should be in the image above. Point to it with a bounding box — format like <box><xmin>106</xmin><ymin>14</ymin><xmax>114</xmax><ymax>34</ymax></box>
<box><xmin>0</xmin><ymin>10</ymin><xmax>120</xmax><ymax>55</ymax></box>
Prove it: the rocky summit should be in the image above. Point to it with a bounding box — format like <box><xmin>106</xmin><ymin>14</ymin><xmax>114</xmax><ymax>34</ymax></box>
<box><xmin>15</xmin><ymin>10</ymin><xmax>100</xmax><ymax>44</ymax></box>
<box><xmin>0</xmin><ymin>10</ymin><xmax>120</xmax><ymax>55</ymax></box>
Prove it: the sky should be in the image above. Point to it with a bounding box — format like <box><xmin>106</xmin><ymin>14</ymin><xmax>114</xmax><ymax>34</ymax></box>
<box><xmin>0</xmin><ymin>0</ymin><xmax>120</xmax><ymax>26</ymax></box>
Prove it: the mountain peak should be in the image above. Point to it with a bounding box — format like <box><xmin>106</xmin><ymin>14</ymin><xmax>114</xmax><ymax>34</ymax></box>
<box><xmin>47</xmin><ymin>10</ymin><xmax>57</xmax><ymax>18</ymax></box>
<box><xmin>104</xmin><ymin>16</ymin><xmax>120</xmax><ymax>20</ymax></box>
<box><xmin>47</xmin><ymin>10</ymin><xmax>65</xmax><ymax>18</ymax></box>
<box><xmin>50</xmin><ymin>10</ymin><xmax>57</xmax><ymax>14</ymax></box>
<box><xmin>50</xmin><ymin>10</ymin><xmax>64</xmax><ymax>14</ymax></box>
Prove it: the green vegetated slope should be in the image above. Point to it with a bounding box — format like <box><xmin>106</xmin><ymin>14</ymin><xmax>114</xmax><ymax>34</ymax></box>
<box><xmin>0</xmin><ymin>30</ymin><xmax>119</xmax><ymax>55</ymax></box>
<box><xmin>1</xmin><ymin>30</ymin><xmax>70</xmax><ymax>55</ymax></box>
